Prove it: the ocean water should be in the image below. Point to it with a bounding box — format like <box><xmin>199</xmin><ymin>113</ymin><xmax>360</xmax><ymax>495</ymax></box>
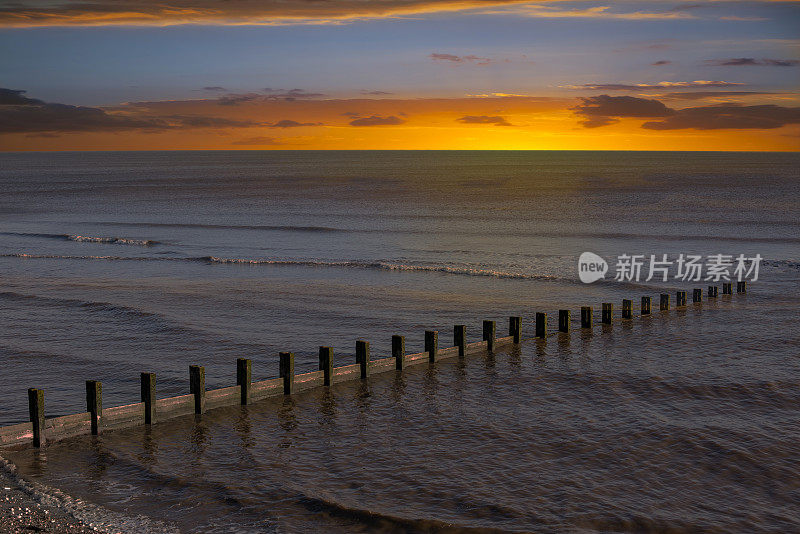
<box><xmin>1</xmin><ymin>151</ymin><xmax>799</xmax><ymax>532</ymax></box>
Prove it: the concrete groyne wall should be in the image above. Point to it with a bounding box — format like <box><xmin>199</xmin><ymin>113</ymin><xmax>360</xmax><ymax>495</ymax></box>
<box><xmin>0</xmin><ymin>282</ymin><xmax>747</xmax><ymax>450</ymax></box>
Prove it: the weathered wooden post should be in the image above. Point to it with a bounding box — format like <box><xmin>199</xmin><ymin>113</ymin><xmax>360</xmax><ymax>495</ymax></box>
<box><xmin>737</xmin><ymin>281</ymin><xmax>747</xmax><ymax>294</ymax></box>
<box><xmin>85</xmin><ymin>380</ymin><xmax>102</xmax><ymax>435</ymax></box>
<box><xmin>693</xmin><ymin>288</ymin><xmax>702</xmax><ymax>303</ymax></box>
<box><xmin>237</xmin><ymin>358</ymin><xmax>251</xmax><ymax>405</ymax></box>
<box><xmin>483</xmin><ymin>320</ymin><xmax>496</xmax><ymax>351</ymax></box>
<box><xmin>581</xmin><ymin>307</ymin><xmax>593</xmax><ymax>329</ymax></box>
<box><xmin>140</xmin><ymin>373</ymin><xmax>156</xmax><ymax>424</ymax></box>
<box><xmin>722</xmin><ymin>282</ymin><xmax>732</xmax><ymax>295</ymax></box>
<box><xmin>641</xmin><ymin>296</ymin><xmax>651</xmax><ymax>316</ymax></box>
<box><xmin>676</xmin><ymin>291</ymin><xmax>687</xmax><ymax>307</ymax></box>
<box><xmin>509</xmin><ymin>316</ymin><xmax>521</xmax><ymax>343</ymax></box>
<box><xmin>393</xmin><ymin>335</ymin><xmax>405</xmax><ymax>370</ymax></box>
<box><xmin>425</xmin><ymin>330</ymin><xmax>438</xmax><ymax>363</ymax></box>
<box><xmin>601</xmin><ymin>303</ymin><xmax>613</xmax><ymax>325</ymax></box>
<box><xmin>708</xmin><ymin>286</ymin><xmax>718</xmax><ymax>298</ymax></box>
<box><xmin>28</xmin><ymin>388</ymin><xmax>45</xmax><ymax>448</ymax></box>
<box><xmin>558</xmin><ymin>310</ymin><xmax>570</xmax><ymax>332</ymax></box>
<box><xmin>189</xmin><ymin>365</ymin><xmax>205</xmax><ymax>414</ymax></box>
<box><xmin>660</xmin><ymin>294</ymin><xmax>670</xmax><ymax>311</ymax></box>
<box><xmin>535</xmin><ymin>312</ymin><xmax>547</xmax><ymax>338</ymax></box>
<box><xmin>454</xmin><ymin>325</ymin><xmax>466</xmax><ymax>357</ymax></box>
<box><xmin>279</xmin><ymin>352</ymin><xmax>294</xmax><ymax>394</ymax></box>
<box><xmin>356</xmin><ymin>341</ymin><xmax>370</xmax><ymax>379</ymax></box>
<box><xmin>318</xmin><ymin>347</ymin><xmax>333</xmax><ymax>386</ymax></box>
<box><xmin>622</xmin><ymin>299</ymin><xmax>632</xmax><ymax>319</ymax></box>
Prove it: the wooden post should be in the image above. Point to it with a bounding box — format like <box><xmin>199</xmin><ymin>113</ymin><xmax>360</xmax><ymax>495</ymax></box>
<box><xmin>425</xmin><ymin>330</ymin><xmax>438</xmax><ymax>363</ymax></box>
<box><xmin>393</xmin><ymin>335</ymin><xmax>405</xmax><ymax>370</ymax></box>
<box><xmin>676</xmin><ymin>291</ymin><xmax>687</xmax><ymax>307</ymax></box>
<box><xmin>641</xmin><ymin>296</ymin><xmax>651</xmax><ymax>316</ymax></box>
<box><xmin>722</xmin><ymin>282</ymin><xmax>732</xmax><ymax>295</ymax></box>
<box><xmin>737</xmin><ymin>281</ymin><xmax>747</xmax><ymax>294</ymax></box>
<box><xmin>237</xmin><ymin>358</ymin><xmax>251</xmax><ymax>404</ymax></box>
<box><xmin>558</xmin><ymin>310</ymin><xmax>570</xmax><ymax>332</ymax></box>
<box><xmin>85</xmin><ymin>380</ymin><xmax>102</xmax><ymax>435</ymax></box>
<box><xmin>189</xmin><ymin>365</ymin><xmax>205</xmax><ymax>414</ymax></box>
<box><xmin>509</xmin><ymin>316</ymin><xmax>521</xmax><ymax>343</ymax></box>
<box><xmin>140</xmin><ymin>373</ymin><xmax>156</xmax><ymax>425</ymax></box>
<box><xmin>580</xmin><ymin>307</ymin><xmax>593</xmax><ymax>329</ymax></box>
<box><xmin>708</xmin><ymin>285</ymin><xmax>718</xmax><ymax>298</ymax></box>
<box><xmin>28</xmin><ymin>388</ymin><xmax>45</xmax><ymax>448</ymax></box>
<box><xmin>601</xmin><ymin>303</ymin><xmax>613</xmax><ymax>325</ymax></box>
<box><xmin>454</xmin><ymin>325</ymin><xmax>466</xmax><ymax>357</ymax></box>
<box><xmin>279</xmin><ymin>352</ymin><xmax>294</xmax><ymax>394</ymax></box>
<box><xmin>660</xmin><ymin>294</ymin><xmax>670</xmax><ymax>311</ymax></box>
<box><xmin>483</xmin><ymin>320</ymin><xmax>496</xmax><ymax>351</ymax></box>
<box><xmin>622</xmin><ymin>299</ymin><xmax>632</xmax><ymax>319</ymax></box>
<box><xmin>356</xmin><ymin>341</ymin><xmax>370</xmax><ymax>379</ymax></box>
<box><xmin>319</xmin><ymin>347</ymin><xmax>333</xmax><ymax>385</ymax></box>
<box><xmin>535</xmin><ymin>312</ymin><xmax>547</xmax><ymax>338</ymax></box>
<box><xmin>693</xmin><ymin>288</ymin><xmax>702</xmax><ymax>303</ymax></box>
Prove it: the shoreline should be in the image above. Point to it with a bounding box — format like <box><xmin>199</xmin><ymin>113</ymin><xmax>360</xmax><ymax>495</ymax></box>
<box><xmin>0</xmin><ymin>454</ymin><xmax>101</xmax><ymax>533</ymax></box>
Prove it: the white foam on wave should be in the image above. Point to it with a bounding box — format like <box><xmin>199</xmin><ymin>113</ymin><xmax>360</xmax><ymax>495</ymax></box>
<box><xmin>66</xmin><ymin>235</ymin><xmax>158</xmax><ymax>247</ymax></box>
<box><xmin>0</xmin><ymin>454</ymin><xmax>178</xmax><ymax>534</ymax></box>
<box><xmin>3</xmin><ymin>253</ymin><xmax>558</xmax><ymax>280</ymax></box>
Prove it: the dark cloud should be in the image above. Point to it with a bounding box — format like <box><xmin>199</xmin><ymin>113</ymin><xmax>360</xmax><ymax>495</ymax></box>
<box><xmin>217</xmin><ymin>93</ymin><xmax>261</xmax><ymax>106</ymax></box>
<box><xmin>642</xmin><ymin>104</ymin><xmax>800</xmax><ymax>130</ymax></box>
<box><xmin>661</xmin><ymin>91</ymin><xmax>777</xmax><ymax>100</ymax></box>
<box><xmin>0</xmin><ymin>88</ymin><xmax>44</xmax><ymax>105</ymax></box>
<box><xmin>570</xmin><ymin>81</ymin><xmax>742</xmax><ymax>91</ymax></box>
<box><xmin>231</xmin><ymin>136</ymin><xmax>283</xmax><ymax>146</ymax></box>
<box><xmin>706</xmin><ymin>58</ymin><xmax>800</xmax><ymax>67</ymax></box>
<box><xmin>0</xmin><ymin>87</ymin><xmax>265</xmax><ymax>133</ymax></box>
<box><xmin>580</xmin><ymin>117</ymin><xmax>620</xmax><ymax>128</ymax></box>
<box><xmin>572</xmin><ymin>93</ymin><xmax>800</xmax><ymax>130</ymax></box>
<box><xmin>202</xmin><ymin>86</ymin><xmax>227</xmax><ymax>91</ymax></box>
<box><xmin>573</xmin><ymin>95</ymin><xmax>673</xmax><ymax>120</ymax></box>
<box><xmin>342</xmin><ymin>111</ymin><xmax>361</xmax><ymax>117</ymax></box>
<box><xmin>360</xmin><ymin>90</ymin><xmax>393</xmax><ymax>95</ymax></box>
<box><xmin>429</xmin><ymin>53</ymin><xmax>491</xmax><ymax>65</ymax></box>
<box><xmin>25</xmin><ymin>132</ymin><xmax>60</xmax><ymax>138</ymax></box>
<box><xmin>456</xmin><ymin>115</ymin><xmax>513</xmax><ymax>126</ymax></box>
<box><xmin>269</xmin><ymin>119</ymin><xmax>321</xmax><ymax>128</ymax></box>
<box><xmin>0</xmin><ymin>102</ymin><xmax>169</xmax><ymax>133</ymax></box>
<box><xmin>651</xmin><ymin>60</ymin><xmax>671</xmax><ymax>66</ymax></box>
<box><xmin>349</xmin><ymin>115</ymin><xmax>405</xmax><ymax>126</ymax></box>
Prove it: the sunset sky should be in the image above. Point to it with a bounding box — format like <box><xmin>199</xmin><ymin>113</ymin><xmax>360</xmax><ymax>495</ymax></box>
<box><xmin>1</xmin><ymin>0</ymin><xmax>798</xmax><ymax>151</ymax></box>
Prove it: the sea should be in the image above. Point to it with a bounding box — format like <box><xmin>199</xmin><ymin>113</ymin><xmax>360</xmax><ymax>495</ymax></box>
<box><xmin>0</xmin><ymin>151</ymin><xmax>798</xmax><ymax>533</ymax></box>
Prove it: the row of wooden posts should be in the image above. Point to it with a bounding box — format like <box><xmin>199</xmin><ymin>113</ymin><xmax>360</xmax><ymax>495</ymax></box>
<box><xmin>21</xmin><ymin>281</ymin><xmax>746</xmax><ymax>448</ymax></box>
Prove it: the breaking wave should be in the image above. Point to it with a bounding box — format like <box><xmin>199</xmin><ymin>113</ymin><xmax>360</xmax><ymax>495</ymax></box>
<box><xmin>0</xmin><ymin>232</ymin><xmax>159</xmax><ymax>246</ymax></box>
<box><xmin>2</xmin><ymin>253</ymin><xmax>556</xmax><ymax>280</ymax></box>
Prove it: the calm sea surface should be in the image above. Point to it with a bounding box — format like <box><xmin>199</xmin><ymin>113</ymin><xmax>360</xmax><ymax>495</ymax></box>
<box><xmin>1</xmin><ymin>151</ymin><xmax>798</xmax><ymax>532</ymax></box>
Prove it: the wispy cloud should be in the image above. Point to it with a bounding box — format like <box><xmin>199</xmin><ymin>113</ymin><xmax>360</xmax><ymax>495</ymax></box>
<box><xmin>430</xmin><ymin>53</ymin><xmax>492</xmax><ymax>65</ymax></box>
<box><xmin>0</xmin><ymin>0</ymin><xmax>533</xmax><ymax>27</ymax></box>
<box><xmin>475</xmin><ymin>4</ymin><xmax>697</xmax><ymax>20</ymax></box>
<box><xmin>564</xmin><ymin>80</ymin><xmax>745</xmax><ymax>91</ymax></box>
<box><xmin>705</xmin><ymin>58</ymin><xmax>799</xmax><ymax>67</ymax></box>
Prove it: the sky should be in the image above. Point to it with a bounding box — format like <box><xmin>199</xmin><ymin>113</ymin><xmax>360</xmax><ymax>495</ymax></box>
<box><xmin>0</xmin><ymin>0</ymin><xmax>799</xmax><ymax>151</ymax></box>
